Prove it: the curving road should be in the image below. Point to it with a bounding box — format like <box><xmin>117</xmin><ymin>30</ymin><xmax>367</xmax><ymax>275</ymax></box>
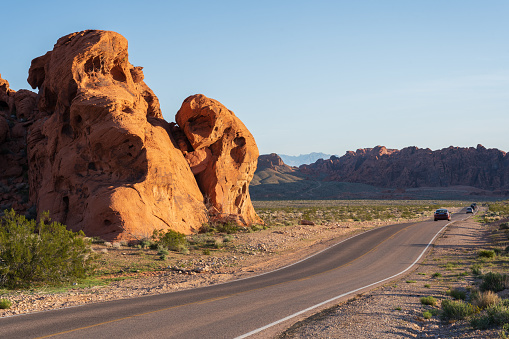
<box><xmin>2</xmin><ymin>210</ymin><xmax>468</xmax><ymax>338</ymax></box>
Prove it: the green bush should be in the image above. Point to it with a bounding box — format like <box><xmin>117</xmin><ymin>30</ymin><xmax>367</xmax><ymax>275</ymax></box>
<box><xmin>480</xmin><ymin>272</ymin><xmax>508</xmax><ymax>292</ymax></box>
<box><xmin>420</xmin><ymin>296</ymin><xmax>436</xmax><ymax>306</ymax></box>
<box><xmin>152</xmin><ymin>229</ymin><xmax>189</xmax><ymax>252</ymax></box>
<box><xmin>216</xmin><ymin>222</ymin><xmax>242</xmax><ymax>234</ymax></box>
<box><xmin>478</xmin><ymin>250</ymin><xmax>496</xmax><ymax>259</ymax></box>
<box><xmin>0</xmin><ymin>298</ymin><xmax>11</xmax><ymax>309</ymax></box>
<box><xmin>447</xmin><ymin>287</ymin><xmax>466</xmax><ymax>300</ymax></box>
<box><xmin>157</xmin><ymin>247</ymin><xmax>169</xmax><ymax>260</ymax></box>
<box><xmin>140</xmin><ymin>238</ymin><xmax>152</xmax><ymax>249</ymax></box>
<box><xmin>0</xmin><ymin>210</ymin><xmax>94</xmax><ymax>289</ymax></box>
<box><xmin>471</xmin><ymin>300</ymin><xmax>509</xmax><ymax>329</ymax></box>
<box><xmin>471</xmin><ymin>264</ymin><xmax>483</xmax><ymax>275</ymax></box>
<box><xmin>432</xmin><ymin>272</ymin><xmax>442</xmax><ymax>278</ymax></box>
<box><xmin>423</xmin><ymin>310</ymin><xmax>432</xmax><ymax>319</ymax></box>
<box><xmin>440</xmin><ymin>300</ymin><xmax>477</xmax><ymax>320</ymax></box>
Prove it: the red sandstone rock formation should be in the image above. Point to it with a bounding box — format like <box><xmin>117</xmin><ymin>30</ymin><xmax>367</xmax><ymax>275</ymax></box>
<box><xmin>257</xmin><ymin>153</ymin><xmax>296</xmax><ymax>173</ymax></box>
<box><xmin>0</xmin><ymin>75</ymin><xmax>37</xmax><ymax>215</ymax></box>
<box><xmin>25</xmin><ymin>31</ymin><xmax>211</xmax><ymax>240</ymax></box>
<box><xmin>3</xmin><ymin>30</ymin><xmax>262</xmax><ymax>240</ymax></box>
<box><xmin>299</xmin><ymin>145</ymin><xmax>509</xmax><ymax>191</ymax></box>
<box><xmin>175</xmin><ymin>94</ymin><xmax>262</xmax><ymax>225</ymax></box>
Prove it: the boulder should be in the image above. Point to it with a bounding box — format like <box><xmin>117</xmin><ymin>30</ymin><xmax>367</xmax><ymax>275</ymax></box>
<box><xmin>27</xmin><ymin>30</ymin><xmax>208</xmax><ymax>240</ymax></box>
<box><xmin>176</xmin><ymin>94</ymin><xmax>262</xmax><ymax>226</ymax></box>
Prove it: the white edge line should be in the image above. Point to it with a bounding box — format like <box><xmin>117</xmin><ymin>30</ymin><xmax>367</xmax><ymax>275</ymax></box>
<box><xmin>235</xmin><ymin>216</ymin><xmax>465</xmax><ymax>339</ymax></box>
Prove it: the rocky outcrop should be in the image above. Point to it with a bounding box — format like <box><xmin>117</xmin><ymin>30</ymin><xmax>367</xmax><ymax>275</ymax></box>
<box><xmin>175</xmin><ymin>94</ymin><xmax>262</xmax><ymax>225</ymax></box>
<box><xmin>24</xmin><ymin>30</ymin><xmax>210</xmax><ymax>240</ymax></box>
<box><xmin>0</xmin><ymin>30</ymin><xmax>262</xmax><ymax>240</ymax></box>
<box><xmin>300</xmin><ymin>145</ymin><xmax>509</xmax><ymax>191</ymax></box>
<box><xmin>257</xmin><ymin>153</ymin><xmax>296</xmax><ymax>173</ymax></box>
<box><xmin>0</xmin><ymin>75</ymin><xmax>37</xmax><ymax>216</ymax></box>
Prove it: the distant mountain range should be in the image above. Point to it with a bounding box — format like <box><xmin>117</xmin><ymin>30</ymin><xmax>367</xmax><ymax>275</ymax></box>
<box><xmin>278</xmin><ymin>152</ymin><xmax>334</xmax><ymax>166</ymax></box>
<box><xmin>251</xmin><ymin>145</ymin><xmax>509</xmax><ymax>200</ymax></box>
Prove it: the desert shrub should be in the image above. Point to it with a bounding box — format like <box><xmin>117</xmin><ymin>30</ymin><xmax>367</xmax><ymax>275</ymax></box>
<box><xmin>0</xmin><ymin>210</ymin><xmax>94</xmax><ymax>289</ymax></box>
<box><xmin>216</xmin><ymin>222</ymin><xmax>242</xmax><ymax>234</ymax></box>
<box><xmin>0</xmin><ymin>298</ymin><xmax>11</xmax><ymax>309</ymax></box>
<box><xmin>471</xmin><ymin>300</ymin><xmax>509</xmax><ymax>329</ymax></box>
<box><xmin>472</xmin><ymin>290</ymin><xmax>500</xmax><ymax>309</ymax></box>
<box><xmin>152</xmin><ymin>229</ymin><xmax>189</xmax><ymax>253</ymax></box>
<box><xmin>420</xmin><ymin>296</ymin><xmax>436</xmax><ymax>306</ymax></box>
<box><xmin>214</xmin><ymin>239</ymin><xmax>224</xmax><ymax>249</ymax></box>
<box><xmin>199</xmin><ymin>223</ymin><xmax>213</xmax><ymax>233</ymax></box>
<box><xmin>202</xmin><ymin>248</ymin><xmax>211</xmax><ymax>255</ymax></box>
<box><xmin>440</xmin><ymin>300</ymin><xmax>477</xmax><ymax>320</ymax></box>
<box><xmin>139</xmin><ymin>238</ymin><xmax>152</xmax><ymax>249</ymax></box>
<box><xmin>432</xmin><ymin>272</ymin><xmax>442</xmax><ymax>278</ymax></box>
<box><xmin>250</xmin><ymin>224</ymin><xmax>263</xmax><ymax>232</ymax></box>
<box><xmin>478</xmin><ymin>250</ymin><xmax>496</xmax><ymax>259</ymax></box>
<box><xmin>480</xmin><ymin>272</ymin><xmax>508</xmax><ymax>292</ymax></box>
<box><xmin>470</xmin><ymin>314</ymin><xmax>492</xmax><ymax>330</ymax></box>
<box><xmin>500</xmin><ymin>222</ymin><xmax>509</xmax><ymax>230</ymax></box>
<box><xmin>423</xmin><ymin>310</ymin><xmax>432</xmax><ymax>319</ymax></box>
<box><xmin>178</xmin><ymin>246</ymin><xmax>190</xmax><ymax>255</ymax></box>
<box><xmin>471</xmin><ymin>264</ymin><xmax>483</xmax><ymax>275</ymax></box>
<box><xmin>157</xmin><ymin>248</ymin><xmax>169</xmax><ymax>260</ymax></box>
<box><xmin>447</xmin><ymin>287</ymin><xmax>466</xmax><ymax>300</ymax></box>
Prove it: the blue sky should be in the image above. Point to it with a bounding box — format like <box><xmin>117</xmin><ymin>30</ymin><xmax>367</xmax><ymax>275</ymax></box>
<box><xmin>2</xmin><ymin>0</ymin><xmax>508</xmax><ymax>156</ymax></box>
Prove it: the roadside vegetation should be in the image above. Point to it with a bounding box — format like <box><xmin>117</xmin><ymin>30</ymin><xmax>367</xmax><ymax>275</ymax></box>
<box><xmin>0</xmin><ymin>210</ymin><xmax>95</xmax><ymax>290</ymax></box>
<box><xmin>253</xmin><ymin>200</ymin><xmax>465</xmax><ymax>225</ymax></box>
<box><xmin>414</xmin><ymin>200</ymin><xmax>509</xmax><ymax>336</ymax></box>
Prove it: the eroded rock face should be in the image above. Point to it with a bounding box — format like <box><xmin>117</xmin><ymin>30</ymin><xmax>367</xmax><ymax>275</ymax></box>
<box><xmin>0</xmin><ymin>74</ymin><xmax>37</xmax><ymax>216</ymax></box>
<box><xmin>27</xmin><ymin>30</ymin><xmax>208</xmax><ymax>240</ymax></box>
<box><xmin>1</xmin><ymin>30</ymin><xmax>262</xmax><ymax>240</ymax></box>
<box><xmin>299</xmin><ymin>145</ymin><xmax>509</xmax><ymax>191</ymax></box>
<box><xmin>176</xmin><ymin>94</ymin><xmax>262</xmax><ymax>225</ymax></box>
<box><xmin>257</xmin><ymin>153</ymin><xmax>295</xmax><ymax>172</ymax></box>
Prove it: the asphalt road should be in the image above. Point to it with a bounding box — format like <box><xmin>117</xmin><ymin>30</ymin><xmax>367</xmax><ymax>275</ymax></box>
<box><xmin>2</xmin><ymin>211</ymin><xmax>467</xmax><ymax>339</ymax></box>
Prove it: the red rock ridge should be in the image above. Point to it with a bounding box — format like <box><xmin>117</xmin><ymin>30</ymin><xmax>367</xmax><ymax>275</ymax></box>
<box><xmin>257</xmin><ymin>153</ymin><xmax>296</xmax><ymax>173</ymax></box>
<box><xmin>299</xmin><ymin>145</ymin><xmax>509</xmax><ymax>191</ymax></box>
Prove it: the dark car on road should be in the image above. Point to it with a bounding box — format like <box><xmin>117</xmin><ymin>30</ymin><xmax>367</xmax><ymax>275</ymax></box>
<box><xmin>466</xmin><ymin>207</ymin><xmax>473</xmax><ymax>213</ymax></box>
<box><xmin>434</xmin><ymin>209</ymin><xmax>451</xmax><ymax>221</ymax></box>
